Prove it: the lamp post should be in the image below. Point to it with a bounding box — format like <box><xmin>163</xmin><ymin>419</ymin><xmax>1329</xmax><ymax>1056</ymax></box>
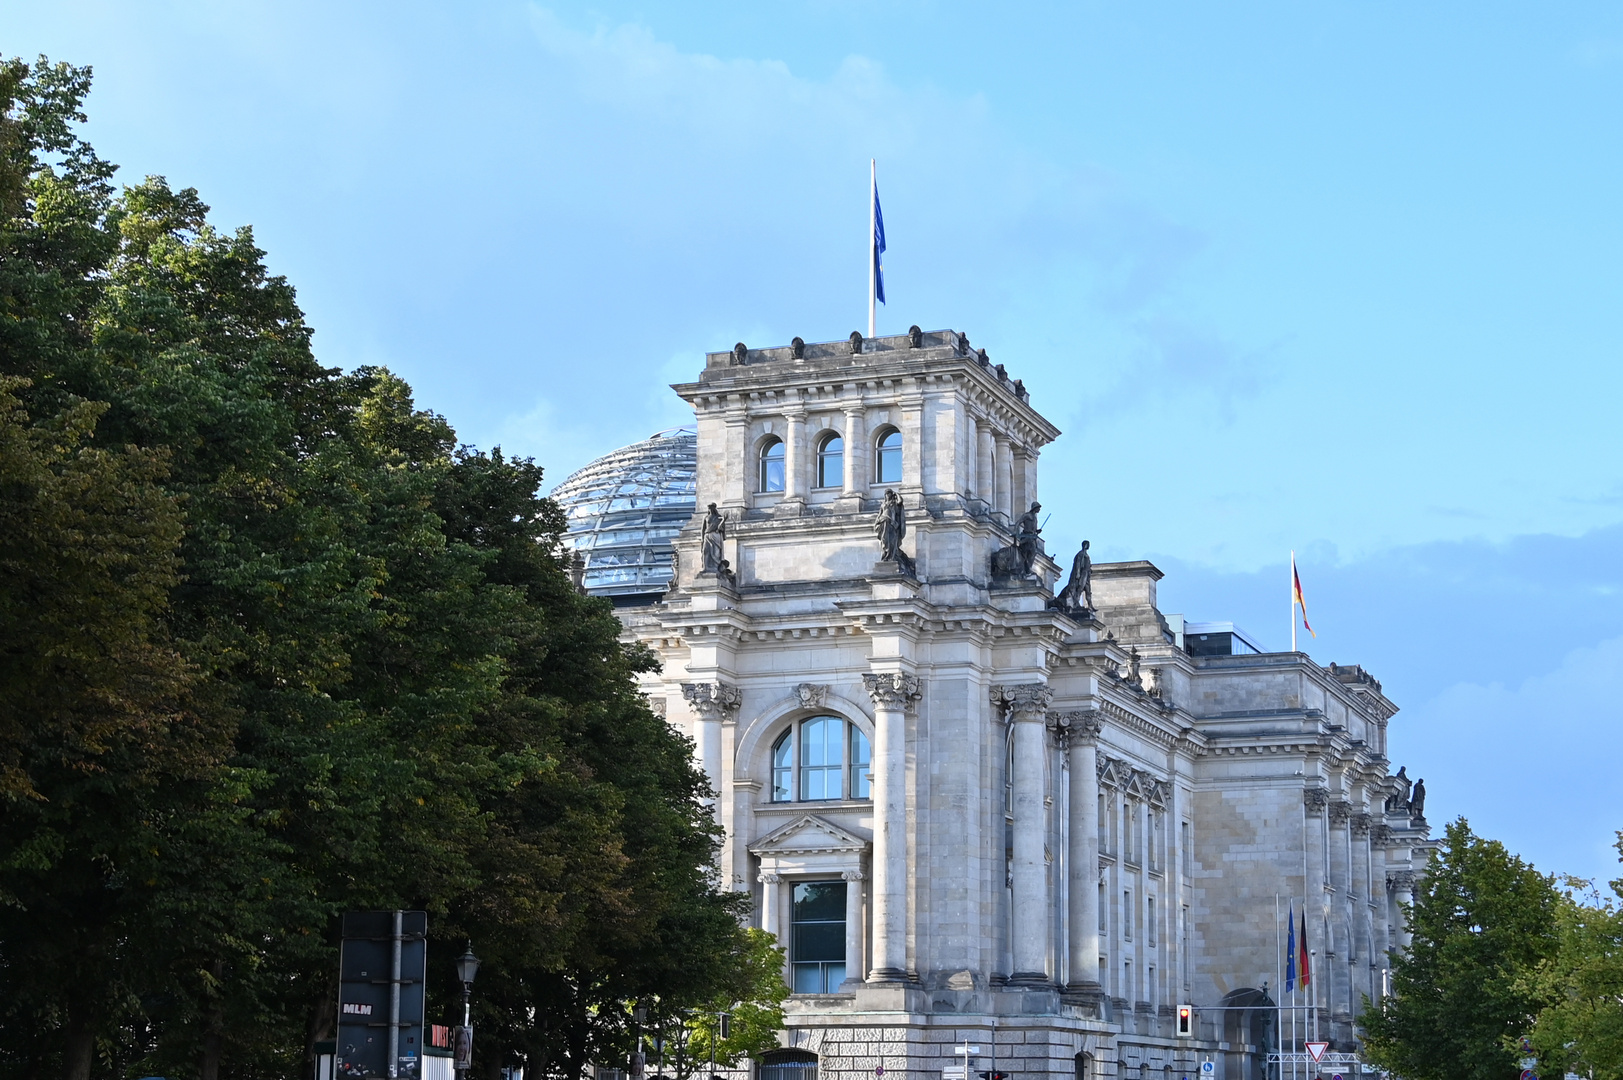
<box><xmin>454</xmin><ymin>943</ymin><xmax>480</xmax><ymax>1074</ymax></box>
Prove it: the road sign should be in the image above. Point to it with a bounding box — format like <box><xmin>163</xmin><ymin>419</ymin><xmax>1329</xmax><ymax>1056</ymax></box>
<box><xmin>1520</xmin><ymin>1072</ymin><xmax>1536</xmax><ymax>1080</ymax></box>
<box><xmin>1522</xmin><ymin>1059</ymin><xmax>1539</xmax><ymax>1070</ymax></box>
<box><xmin>1305</xmin><ymin>1042</ymin><xmax>1330</xmax><ymax>1064</ymax></box>
<box><xmin>1332</xmin><ymin>1074</ymin><xmax>1343</xmax><ymax>1080</ymax></box>
<box><xmin>337</xmin><ymin>910</ymin><xmax>428</xmax><ymax>1080</ymax></box>
<box><xmin>1200</xmin><ymin>1063</ymin><xmax>1215</xmax><ymax>1076</ymax></box>
<box><xmin>944</xmin><ymin>1069</ymin><xmax>967</xmax><ymax>1079</ymax></box>
<box><xmin>953</xmin><ymin>1046</ymin><xmax>982</xmax><ymax>1055</ymax></box>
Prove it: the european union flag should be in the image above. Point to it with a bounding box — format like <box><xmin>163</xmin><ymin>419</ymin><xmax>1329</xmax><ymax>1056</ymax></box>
<box><xmin>873</xmin><ymin>180</ymin><xmax>886</xmax><ymax>305</ymax></box>
<box><xmin>1285</xmin><ymin>904</ymin><xmax>1297</xmax><ymax>992</ymax></box>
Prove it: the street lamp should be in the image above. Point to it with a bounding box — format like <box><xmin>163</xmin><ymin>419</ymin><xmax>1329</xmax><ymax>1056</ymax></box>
<box><xmin>454</xmin><ymin>943</ymin><xmax>480</xmax><ymax>1074</ymax></box>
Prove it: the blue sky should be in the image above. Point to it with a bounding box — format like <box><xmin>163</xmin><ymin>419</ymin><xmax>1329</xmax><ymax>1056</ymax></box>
<box><xmin>6</xmin><ymin>1</ymin><xmax>1621</xmax><ymax>884</ymax></box>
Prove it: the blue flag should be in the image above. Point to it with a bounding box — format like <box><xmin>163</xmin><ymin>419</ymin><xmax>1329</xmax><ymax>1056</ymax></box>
<box><xmin>872</xmin><ymin>180</ymin><xmax>886</xmax><ymax>305</ymax></box>
<box><xmin>1285</xmin><ymin>904</ymin><xmax>1297</xmax><ymax>992</ymax></box>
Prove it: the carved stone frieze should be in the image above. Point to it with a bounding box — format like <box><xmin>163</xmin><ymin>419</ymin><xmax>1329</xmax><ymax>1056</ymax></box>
<box><xmin>1304</xmin><ymin>787</ymin><xmax>1330</xmax><ymax>814</ymax></box>
<box><xmin>794</xmin><ymin>682</ymin><xmax>830</xmax><ymax>710</ymax></box>
<box><xmin>682</xmin><ymin>681</ymin><xmax>742</xmax><ymax>719</ymax></box>
<box><xmin>990</xmin><ymin>682</ymin><xmax>1052</xmax><ymax>722</ymax></box>
<box><xmin>1096</xmin><ymin>755</ymin><xmax>1170</xmax><ymax>807</ymax></box>
<box><xmin>864</xmin><ymin>672</ymin><xmax>922</xmax><ymax>708</ymax></box>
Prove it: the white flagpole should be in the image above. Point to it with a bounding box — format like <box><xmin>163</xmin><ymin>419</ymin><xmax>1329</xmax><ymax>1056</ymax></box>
<box><xmin>1290</xmin><ymin>550</ymin><xmax>1297</xmax><ymax>654</ymax></box>
<box><xmin>868</xmin><ymin>158</ymin><xmax>877</xmax><ymax>339</ymax></box>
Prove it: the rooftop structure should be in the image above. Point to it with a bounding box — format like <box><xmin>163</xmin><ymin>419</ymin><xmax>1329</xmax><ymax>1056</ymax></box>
<box><xmin>549</xmin><ymin>429</ymin><xmax>696</xmax><ymax>598</ymax></box>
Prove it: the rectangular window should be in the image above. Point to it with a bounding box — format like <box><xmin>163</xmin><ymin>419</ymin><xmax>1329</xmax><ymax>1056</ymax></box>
<box><xmin>1124</xmin><ymin>959</ymin><xmax>1132</xmax><ymax>998</ymax></box>
<box><xmin>1181</xmin><ymin>821</ymin><xmax>1191</xmax><ymax>876</ymax></box>
<box><xmin>1148</xmin><ymin>965</ymin><xmax>1157</xmax><ymax>1008</ymax></box>
<box><xmin>1124</xmin><ymin>803</ymin><xmax>1135</xmax><ymax>862</ymax></box>
<box><xmin>1182</xmin><ymin>905</ymin><xmax>1191</xmax><ymax>990</ymax></box>
<box><xmin>791</xmin><ymin>881</ymin><xmax>846</xmax><ymax>993</ymax></box>
<box><xmin>1148</xmin><ymin>897</ymin><xmax>1157</xmax><ymax>946</ymax></box>
<box><xmin>1098</xmin><ymin>794</ymin><xmax>1108</xmax><ymax>851</ymax></box>
<box><xmin>848</xmin><ymin>725</ymin><xmax>871</xmax><ymax>799</ymax></box>
<box><xmin>799</xmin><ymin>719</ymin><xmax>841</xmax><ymax>801</ymax></box>
<box><xmin>1098</xmin><ymin>882</ymin><xmax>1107</xmax><ymax>932</ymax></box>
<box><xmin>1123</xmin><ymin>890</ymin><xmax>1133</xmax><ymax>940</ymax></box>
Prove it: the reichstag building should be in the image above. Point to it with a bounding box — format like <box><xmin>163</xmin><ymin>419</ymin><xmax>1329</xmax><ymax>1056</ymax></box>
<box><xmin>550</xmin><ymin>330</ymin><xmax>1434</xmax><ymax>1080</ymax></box>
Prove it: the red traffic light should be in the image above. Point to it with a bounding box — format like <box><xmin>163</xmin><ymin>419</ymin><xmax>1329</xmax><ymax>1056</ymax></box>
<box><xmin>1176</xmin><ymin>1005</ymin><xmax>1194</xmax><ymax>1037</ymax></box>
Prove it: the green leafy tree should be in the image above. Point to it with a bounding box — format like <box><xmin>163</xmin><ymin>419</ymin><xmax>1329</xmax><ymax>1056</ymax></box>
<box><xmin>1522</xmin><ymin>835</ymin><xmax>1623</xmax><ymax>1080</ymax></box>
<box><xmin>1360</xmin><ymin>818</ymin><xmax>1560</xmax><ymax>1080</ymax></box>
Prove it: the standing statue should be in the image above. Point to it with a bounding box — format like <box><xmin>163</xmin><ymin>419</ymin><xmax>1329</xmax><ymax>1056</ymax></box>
<box><xmin>1057</xmin><ymin>539</ymin><xmax>1093</xmax><ymax>613</ymax></box>
<box><xmin>700</xmin><ymin>502</ymin><xmax>727</xmax><ymax>573</ymax></box>
<box><xmin>1014</xmin><ymin>502</ymin><xmax>1043</xmax><ymax>576</ymax></box>
<box><xmin>1409</xmin><ymin>778</ymin><xmax>1426</xmax><ymax>819</ymax></box>
<box><xmin>873</xmin><ymin>489</ymin><xmax>915</xmax><ymax>573</ymax></box>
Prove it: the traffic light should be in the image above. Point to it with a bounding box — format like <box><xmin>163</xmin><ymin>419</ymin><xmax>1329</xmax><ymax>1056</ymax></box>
<box><xmin>978</xmin><ymin>1071</ymin><xmax>1009</xmax><ymax>1080</ymax></box>
<box><xmin>1176</xmin><ymin>1005</ymin><xmax>1194</xmax><ymax>1037</ymax></box>
<box><xmin>717</xmin><ymin>1013</ymin><xmax>730</xmax><ymax>1040</ymax></box>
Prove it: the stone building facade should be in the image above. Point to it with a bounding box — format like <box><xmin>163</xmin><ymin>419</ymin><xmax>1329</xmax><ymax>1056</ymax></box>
<box><xmin>607</xmin><ymin>330</ymin><xmax>1433</xmax><ymax>1080</ymax></box>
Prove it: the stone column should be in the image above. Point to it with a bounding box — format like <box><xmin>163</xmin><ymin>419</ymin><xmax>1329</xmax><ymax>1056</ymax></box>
<box><xmin>976</xmin><ymin>422</ymin><xmax>995</xmax><ymax>507</ymax></box>
<box><xmin>995</xmin><ymin>683</ymin><xmax>1053</xmax><ymax>984</ymax></box>
<box><xmin>760</xmin><ymin>870</ymin><xmax>782</xmax><ymax>941</ymax></box>
<box><xmin>681</xmin><ymin>682</ymin><xmax>741</xmax><ymax>821</ymax></box>
<box><xmin>783</xmin><ymin>407</ymin><xmax>807</xmax><ymax>506</ymax></box>
<box><xmin>864</xmin><ymin>672</ymin><xmax>921</xmax><ymax>981</ymax></box>
<box><xmin>843</xmin><ymin>868</ymin><xmax>865</xmax><ymax>985</ymax></box>
<box><xmin>1328</xmin><ymin>801</ymin><xmax>1353</xmax><ymax>1020</ymax></box>
<box><xmin>1057</xmin><ymin>710</ymin><xmax>1104</xmax><ymax>1006</ymax></box>
<box><xmin>993</xmin><ymin>434</ymin><xmax>1011</xmax><ymax>519</ymax></box>
<box><xmin>1370</xmin><ymin>824</ymin><xmax>1392</xmax><ymax>985</ymax></box>
<box><xmin>842</xmin><ymin>406</ymin><xmax>866</xmax><ymax>498</ymax></box>
<box><xmin>722</xmin><ymin>408</ymin><xmax>750</xmax><ymax>508</ymax></box>
<box><xmin>1351</xmin><ymin>813</ymin><xmax>1373</xmax><ymax>1004</ymax></box>
<box><xmin>1388</xmin><ymin>871</ymin><xmax>1416</xmax><ymax>952</ymax></box>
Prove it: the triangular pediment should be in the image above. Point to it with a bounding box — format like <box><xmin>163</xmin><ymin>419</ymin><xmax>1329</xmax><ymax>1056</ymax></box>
<box><xmin>748</xmin><ymin>814</ymin><xmax>870</xmax><ymax>856</ymax></box>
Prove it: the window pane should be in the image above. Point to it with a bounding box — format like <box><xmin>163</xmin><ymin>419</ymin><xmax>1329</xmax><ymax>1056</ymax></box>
<box><xmin>800</xmin><ymin>717</ymin><xmax>840</xmax><ymax>800</ymax></box>
<box><xmin>772</xmin><ymin>731</ymin><xmax>793</xmax><ymax>802</ymax></box>
<box><xmin>848</xmin><ymin>726</ymin><xmax>871</xmax><ymax>799</ymax></box>
<box><xmin>792</xmin><ymin>921</ymin><xmax>844</xmax><ymax>962</ymax></box>
<box><xmin>792</xmin><ymin>964</ymin><xmax>825</xmax><ymax>994</ymax></box>
<box><xmin>876</xmin><ymin>430</ymin><xmax>901</xmax><ymax>484</ymax></box>
<box><xmin>817</xmin><ymin>435</ymin><xmax>844</xmax><ymax>488</ymax></box>
<box><xmin>793</xmin><ymin>880</ymin><xmax>847</xmax><ymax>922</ymax></box>
<box><xmin>760</xmin><ymin>439</ymin><xmax>785</xmax><ymax>492</ymax></box>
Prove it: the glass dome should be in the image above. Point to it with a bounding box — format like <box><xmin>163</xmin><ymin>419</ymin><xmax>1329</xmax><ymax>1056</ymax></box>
<box><xmin>549</xmin><ymin>429</ymin><xmax>697</xmax><ymax>598</ymax></box>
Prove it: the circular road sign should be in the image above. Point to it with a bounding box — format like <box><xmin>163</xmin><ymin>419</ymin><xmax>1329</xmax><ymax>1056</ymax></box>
<box><xmin>1520</xmin><ymin>1072</ymin><xmax>1536</xmax><ymax>1080</ymax></box>
<box><xmin>875</xmin><ymin>1069</ymin><xmax>884</xmax><ymax>1077</ymax></box>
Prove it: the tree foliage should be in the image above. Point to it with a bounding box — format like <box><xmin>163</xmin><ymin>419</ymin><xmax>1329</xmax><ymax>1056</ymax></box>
<box><xmin>1522</xmin><ymin>836</ymin><xmax>1623</xmax><ymax>1080</ymax></box>
<box><xmin>1359</xmin><ymin>818</ymin><xmax>1560</xmax><ymax>1080</ymax></box>
<box><xmin>0</xmin><ymin>55</ymin><xmax>753</xmax><ymax>1080</ymax></box>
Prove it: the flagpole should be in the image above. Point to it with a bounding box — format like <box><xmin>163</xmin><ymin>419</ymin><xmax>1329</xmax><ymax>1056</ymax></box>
<box><xmin>868</xmin><ymin>159</ymin><xmax>877</xmax><ymax>339</ymax></box>
<box><xmin>1275</xmin><ymin>894</ymin><xmax>1282</xmax><ymax>1080</ymax></box>
<box><xmin>1290</xmin><ymin>551</ymin><xmax>1297</xmax><ymax>654</ymax></box>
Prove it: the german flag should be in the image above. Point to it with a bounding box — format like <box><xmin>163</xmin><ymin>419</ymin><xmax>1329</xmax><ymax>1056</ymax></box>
<box><xmin>1292</xmin><ymin>555</ymin><xmax>1315</xmax><ymax>639</ymax></box>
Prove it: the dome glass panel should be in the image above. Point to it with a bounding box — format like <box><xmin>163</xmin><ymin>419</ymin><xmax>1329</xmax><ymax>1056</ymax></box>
<box><xmin>549</xmin><ymin>429</ymin><xmax>697</xmax><ymax>597</ymax></box>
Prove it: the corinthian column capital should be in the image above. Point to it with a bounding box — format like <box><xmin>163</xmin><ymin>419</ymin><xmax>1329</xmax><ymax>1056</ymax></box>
<box><xmin>682</xmin><ymin>681</ymin><xmax>742</xmax><ymax>719</ymax></box>
<box><xmin>1048</xmin><ymin>708</ymin><xmax>1103</xmax><ymax>748</ymax></box>
<box><xmin>991</xmin><ymin>682</ymin><xmax>1052</xmax><ymax>723</ymax></box>
<box><xmin>863</xmin><ymin>672</ymin><xmax>922</xmax><ymax>708</ymax></box>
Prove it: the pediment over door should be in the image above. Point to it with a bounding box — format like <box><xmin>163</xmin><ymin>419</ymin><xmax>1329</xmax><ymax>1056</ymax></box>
<box><xmin>748</xmin><ymin>814</ymin><xmax>870</xmax><ymax>859</ymax></box>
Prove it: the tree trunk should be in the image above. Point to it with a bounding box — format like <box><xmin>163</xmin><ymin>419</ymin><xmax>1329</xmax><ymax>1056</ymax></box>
<box><xmin>200</xmin><ymin>959</ymin><xmax>225</xmax><ymax>1080</ymax></box>
<box><xmin>62</xmin><ymin>1002</ymin><xmax>93</xmax><ymax>1080</ymax></box>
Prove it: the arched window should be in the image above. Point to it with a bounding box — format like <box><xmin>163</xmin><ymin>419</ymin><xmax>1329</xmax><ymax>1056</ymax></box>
<box><xmin>816</xmin><ymin>433</ymin><xmax>843</xmax><ymax>488</ymax></box>
<box><xmin>769</xmin><ymin>716</ymin><xmax>872</xmax><ymax>802</ymax></box>
<box><xmin>759</xmin><ymin>437</ymin><xmax>785</xmax><ymax>492</ymax></box>
<box><xmin>874</xmin><ymin>428</ymin><xmax>901</xmax><ymax>484</ymax></box>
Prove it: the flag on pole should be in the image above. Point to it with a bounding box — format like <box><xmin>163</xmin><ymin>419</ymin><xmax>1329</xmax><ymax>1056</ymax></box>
<box><xmin>1292</xmin><ymin>553</ymin><xmax>1315</xmax><ymax>638</ymax></box>
<box><xmin>872</xmin><ymin>172</ymin><xmax>886</xmax><ymax>305</ymax></box>
<box><xmin>1285</xmin><ymin>904</ymin><xmax>1296</xmax><ymax>992</ymax></box>
<box><xmin>1299</xmin><ymin>909</ymin><xmax>1312</xmax><ymax>988</ymax></box>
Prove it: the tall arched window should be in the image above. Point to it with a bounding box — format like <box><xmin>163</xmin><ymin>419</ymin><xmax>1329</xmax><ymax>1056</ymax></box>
<box><xmin>759</xmin><ymin>437</ymin><xmax>785</xmax><ymax>492</ymax></box>
<box><xmin>816</xmin><ymin>433</ymin><xmax>843</xmax><ymax>489</ymax></box>
<box><xmin>770</xmin><ymin>716</ymin><xmax>872</xmax><ymax>802</ymax></box>
<box><xmin>874</xmin><ymin>428</ymin><xmax>901</xmax><ymax>484</ymax></box>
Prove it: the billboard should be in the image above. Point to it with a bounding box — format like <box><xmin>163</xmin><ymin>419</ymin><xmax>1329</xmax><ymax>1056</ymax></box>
<box><xmin>336</xmin><ymin>911</ymin><xmax>429</xmax><ymax>1078</ymax></box>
